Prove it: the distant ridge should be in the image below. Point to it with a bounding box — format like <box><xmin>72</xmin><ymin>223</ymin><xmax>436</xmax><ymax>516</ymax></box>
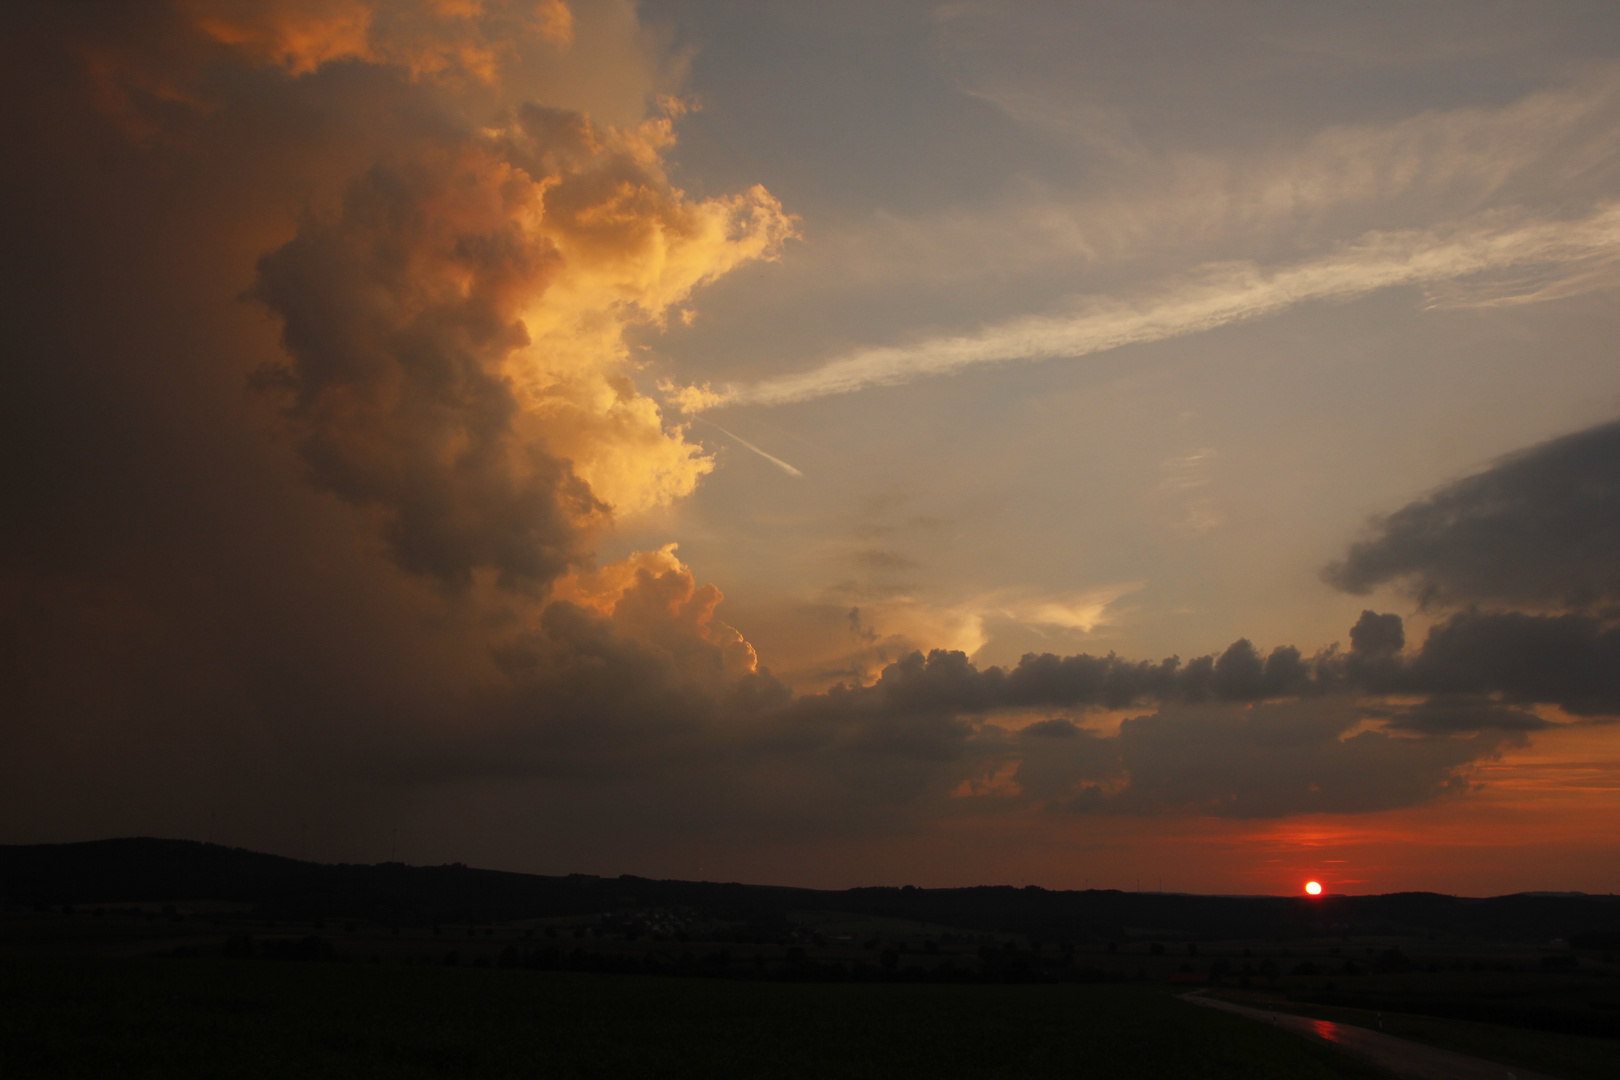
<box><xmin>3</xmin><ymin>838</ymin><xmax>1617</xmax><ymax>943</ymax></box>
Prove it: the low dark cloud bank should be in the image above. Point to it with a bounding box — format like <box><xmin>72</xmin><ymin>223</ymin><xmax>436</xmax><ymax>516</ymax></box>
<box><xmin>1</xmin><ymin>1</ymin><xmax>1616</xmax><ymax>872</ymax></box>
<box><xmin>795</xmin><ymin>604</ymin><xmax>1620</xmax><ymax>721</ymax></box>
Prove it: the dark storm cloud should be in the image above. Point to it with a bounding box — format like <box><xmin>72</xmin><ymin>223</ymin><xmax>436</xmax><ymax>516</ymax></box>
<box><xmin>1403</xmin><ymin>609</ymin><xmax>1620</xmax><ymax>717</ymax></box>
<box><xmin>395</xmin><ymin>602</ymin><xmax>1548</xmax><ymax>824</ymax></box>
<box><xmin>781</xmin><ymin>636</ymin><xmax>1331</xmax><ymax>718</ymax></box>
<box><xmin>758</xmin><ymin>625</ymin><xmax>1537</xmax><ymax>819</ymax></box>
<box><xmin>1324</xmin><ymin>418</ymin><xmax>1620</xmax><ymax>609</ymax></box>
<box><xmin>786</xmin><ymin>604</ymin><xmax>1620</xmax><ymax>721</ymax></box>
<box><xmin>1011</xmin><ymin>721</ymin><xmax>1114</xmax><ymax>802</ymax></box>
<box><xmin>749</xmin><ymin>592</ymin><xmax>1620</xmax><ymax>818</ymax></box>
<box><xmin>1374</xmin><ymin>698</ymin><xmax>1550</xmax><ymax>735</ymax></box>
<box><xmin>253</xmin><ymin>151</ymin><xmax>603</xmax><ymax>590</ymax></box>
<box><xmin>1318</xmin><ymin>420</ymin><xmax>1620</xmax><ymax>715</ymax></box>
<box><xmin>1088</xmin><ymin>701</ymin><xmax>1507</xmax><ymax>818</ymax></box>
<box><xmin>1350</xmin><ymin>609</ymin><xmax>1405</xmax><ymax>656</ymax></box>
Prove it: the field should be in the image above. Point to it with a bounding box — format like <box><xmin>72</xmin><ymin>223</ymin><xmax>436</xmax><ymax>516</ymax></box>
<box><xmin>1</xmin><ymin>954</ymin><xmax>1388</xmax><ymax>1080</ymax></box>
<box><xmin>3</xmin><ymin>842</ymin><xmax>1618</xmax><ymax>1078</ymax></box>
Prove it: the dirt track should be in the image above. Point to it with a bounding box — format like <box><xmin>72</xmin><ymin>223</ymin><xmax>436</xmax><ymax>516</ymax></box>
<box><xmin>1181</xmin><ymin>993</ymin><xmax>1566</xmax><ymax>1080</ymax></box>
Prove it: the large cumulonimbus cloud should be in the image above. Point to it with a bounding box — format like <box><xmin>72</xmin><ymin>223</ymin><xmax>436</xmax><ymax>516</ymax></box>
<box><xmin>0</xmin><ymin>0</ymin><xmax>801</xmax><ymax>850</ymax></box>
<box><xmin>250</xmin><ymin>72</ymin><xmax>793</xmax><ymax>590</ymax></box>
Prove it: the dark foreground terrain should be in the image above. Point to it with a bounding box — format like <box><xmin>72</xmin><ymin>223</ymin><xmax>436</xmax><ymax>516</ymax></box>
<box><xmin>2</xmin><ymin>839</ymin><xmax>1617</xmax><ymax>1078</ymax></box>
<box><xmin>2</xmin><ymin>956</ymin><xmax>1387</xmax><ymax>1080</ymax></box>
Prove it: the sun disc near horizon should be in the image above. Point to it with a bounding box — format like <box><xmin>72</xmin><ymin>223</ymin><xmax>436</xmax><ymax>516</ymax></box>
<box><xmin>1305</xmin><ymin>881</ymin><xmax>1323</xmax><ymax>895</ymax></box>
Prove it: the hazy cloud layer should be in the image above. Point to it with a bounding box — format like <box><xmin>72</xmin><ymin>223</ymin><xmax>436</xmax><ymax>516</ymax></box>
<box><xmin>771</xmin><ymin>59</ymin><xmax>1620</xmax><ymax>319</ymax></box>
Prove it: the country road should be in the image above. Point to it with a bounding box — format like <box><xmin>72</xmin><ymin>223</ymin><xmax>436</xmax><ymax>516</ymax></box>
<box><xmin>1181</xmin><ymin>993</ymin><xmax>1566</xmax><ymax>1080</ymax></box>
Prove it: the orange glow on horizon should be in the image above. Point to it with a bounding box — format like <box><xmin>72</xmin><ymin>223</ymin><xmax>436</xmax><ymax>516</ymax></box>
<box><xmin>1305</xmin><ymin>880</ymin><xmax>1323</xmax><ymax>895</ymax></box>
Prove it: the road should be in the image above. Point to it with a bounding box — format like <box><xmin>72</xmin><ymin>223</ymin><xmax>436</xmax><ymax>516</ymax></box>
<box><xmin>1181</xmin><ymin>993</ymin><xmax>1567</xmax><ymax>1080</ymax></box>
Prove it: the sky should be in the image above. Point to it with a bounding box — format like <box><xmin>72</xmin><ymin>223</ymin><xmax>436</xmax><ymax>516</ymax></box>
<box><xmin>3</xmin><ymin>0</ymin><xmax>1620</xmax><ymax>897</ymax></box>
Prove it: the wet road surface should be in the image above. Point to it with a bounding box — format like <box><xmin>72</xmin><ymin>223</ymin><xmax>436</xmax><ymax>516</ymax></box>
<box><xmin>1182</xmin><ymin>993</ymin><xmax>1566</xmax><ymax>1080</ymax></box>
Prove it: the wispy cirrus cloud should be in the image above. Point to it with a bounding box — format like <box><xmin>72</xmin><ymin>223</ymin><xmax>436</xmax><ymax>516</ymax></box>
<box><xmin>681</xmin><ymin>203</ymin><xmax>1620</xmax><ymax>410</ymax></box>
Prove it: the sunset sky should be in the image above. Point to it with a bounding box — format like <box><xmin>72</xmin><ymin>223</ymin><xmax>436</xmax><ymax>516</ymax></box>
<box><xmin>4</xmin><ymin>0</ymin><xmax>1620</xmax><ymax>896</ymax></box>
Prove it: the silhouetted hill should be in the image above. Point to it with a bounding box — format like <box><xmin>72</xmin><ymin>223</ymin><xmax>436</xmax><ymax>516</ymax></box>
<box><xmin>4</xmin><ymin>838</ymin><xmax>1617</xmax><ymax>944</ymax></box>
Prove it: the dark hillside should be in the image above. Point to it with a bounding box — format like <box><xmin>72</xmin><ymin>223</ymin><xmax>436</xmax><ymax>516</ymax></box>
<box><xmin>4</xmin><ymin>838</ymin><xmax>1617</xmax><ymax>944</ymax></box>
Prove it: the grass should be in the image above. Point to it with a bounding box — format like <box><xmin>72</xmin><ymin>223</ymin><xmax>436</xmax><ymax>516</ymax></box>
<box><xmin>0</xmin><ymin>956</ymin><xmax>1391</xmax><ymax>1079</ymax></box>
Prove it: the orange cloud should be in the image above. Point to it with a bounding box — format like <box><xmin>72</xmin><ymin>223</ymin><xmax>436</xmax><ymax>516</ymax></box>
<box><xmin>182</xmin><ymin>0</ymin><xmax>576</xmax><ymax>82</ymax></box>
<box><xmin>75</xmin><ymin>1</ymin><xmax>595</xmax><ymax>142</ymax></box>
<box><xmin>492</xmin><ymin>104</ymin><xmax>797</xmax><ymax>515</ymax></box>
<box><xmin>185</xmin><ymin>0</ymin><xmax>375</xmax><ymax>76</ymax></box>
<box><xmin>208</xmin><ymin>11</ymin><xmax>794</xmax><ymax>586</ymax></box>
<box><xmin>552</xmin><ymin>545</ymin><xmax>759</xmax><ymax>682</ymax></box>
<box><xmin>531</xmin><ymin>0</ymin><xmax>575</xmax><ymax>47</ymax></box>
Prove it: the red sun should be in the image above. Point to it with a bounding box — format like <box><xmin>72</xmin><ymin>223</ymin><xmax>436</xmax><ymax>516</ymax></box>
<box><xmin>1305</xmin><ymin>881</ymin><xmax>1323</xmax><ymax>896</ymax></box>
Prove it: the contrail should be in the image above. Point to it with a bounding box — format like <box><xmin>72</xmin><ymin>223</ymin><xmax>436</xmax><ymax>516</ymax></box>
<box><xmin>699</xmin><ymin>204</ymin><xmax>1620</xmax><ymax>409</ymax></box>
<box><xmin>699</xmin><ymin>420</ymin><xmax>804</xmax><ymax>477</ymax></box>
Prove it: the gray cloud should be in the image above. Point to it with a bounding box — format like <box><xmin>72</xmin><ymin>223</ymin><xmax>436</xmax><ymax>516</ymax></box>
<box><xmin>1318</xmin><ymin>417</ymin><xmax>1620</xmax><ymax>717</ymax></box>
<box><xmin>1090</xmin><ymin>700</ymin><xmax>1508</xmax><ymax>818</ymax></box>
<box><xmin>780</xmin><ymin>604</ymin><xmax>1620</xmax><ymax>721</ymax></box>
<box><xmin>1374</xmin><ymin>698</ymin><xmax>1550</xmax><ymax>736</ymax></box>
<box><xmin>1350</xmin><ymin>609</ymin><xmax>1405</xmax><ymax>657</ymax></box>
<box><xmin>1403</xmin><ymin>609</ymin><xmax>1620</xmax><ymax>717</ymax></box>
<box><xmin>383</xmin><ymin>603</ymin><xmax>1559</xmax><ymax>826</ymax></box>
<box><xmin>1324</xmin><ymin>418</ymin><xmax>1620</xmax><ymax>610</ymax></box>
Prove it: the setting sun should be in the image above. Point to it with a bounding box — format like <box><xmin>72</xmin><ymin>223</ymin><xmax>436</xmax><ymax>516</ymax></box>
<box><xmin>1305</xmin><ymin>881</ymin><xmax>1323</xmax><ymax>895</ymax></box>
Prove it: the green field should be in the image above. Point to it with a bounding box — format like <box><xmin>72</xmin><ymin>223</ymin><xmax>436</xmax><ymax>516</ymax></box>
<box><xmin>0</xmin><ymin>956</ymin><xmax>1389</xmax><ymax>1079</ymax></box>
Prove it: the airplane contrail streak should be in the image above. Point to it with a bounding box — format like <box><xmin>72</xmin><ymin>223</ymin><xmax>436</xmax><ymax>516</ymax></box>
<box><xmin>699</xmin><ymin>420</ymin><xmax>804</xmax><ymax>477</ymax></box>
